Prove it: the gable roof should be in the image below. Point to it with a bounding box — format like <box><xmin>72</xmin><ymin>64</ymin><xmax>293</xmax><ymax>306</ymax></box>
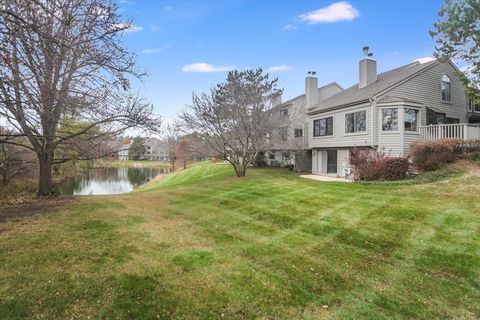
<box><xmin>274</xmin><ymin>82</ymin><xmax>343</xmax><ymax>109</ymax></box>
<box><xmin>308</xmin><ymin>59</ymin><xmax>439</xmax><ymax>114</ymax></box>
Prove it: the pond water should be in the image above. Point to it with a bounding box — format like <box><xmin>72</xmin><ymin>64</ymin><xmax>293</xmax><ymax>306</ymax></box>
<box><xmin>56</xmin><ymin>166</ymin><xmax>171</xmax><ymax>195</ymax></box>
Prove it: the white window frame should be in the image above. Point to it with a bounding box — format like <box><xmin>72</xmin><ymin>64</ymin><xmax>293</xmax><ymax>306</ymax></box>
<box><xmin>345</xmin><ymin>109</ymin><xmax>367</xmax><ymax>135</ymax></box>
<box><xmin>441</xmin><ymin>74</ymin><xmax>451</xmax><ymax>102</ymax></box>
<box><xmin>404</xmin><ymin>108</ymin><xmax>419</xmax><ymax>132</ymax></box>
<box><xmin>381</xmin><ymin>108</ymin><xmax>399</xmax><ymax>132</ymax></box>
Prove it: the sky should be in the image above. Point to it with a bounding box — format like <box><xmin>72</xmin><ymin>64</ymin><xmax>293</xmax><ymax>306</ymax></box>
<box><xmin>117</xmin><ymin>0</ymin><xmax>446</xmax><ymax>121</ymax></box>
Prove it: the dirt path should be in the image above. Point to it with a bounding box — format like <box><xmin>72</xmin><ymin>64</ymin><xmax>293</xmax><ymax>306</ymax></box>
<box><xmin>0</xmin><ymin>197</ymin><xmax>75</xmax><ymax>223</ymax></box>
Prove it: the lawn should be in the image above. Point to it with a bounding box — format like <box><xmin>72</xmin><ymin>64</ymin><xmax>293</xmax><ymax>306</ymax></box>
<box><xmin>0</xmin><ymin>162</ymin><xmax>479</xmax><ymax>319</ymax></box>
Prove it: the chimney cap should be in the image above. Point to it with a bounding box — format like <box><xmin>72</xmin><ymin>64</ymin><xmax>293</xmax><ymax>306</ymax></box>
<box><xmin>363</xmin><ymin>46</ymin><xmax>373</xmax><ymax>57</ymax></box>
<box><xmin>307</xmin><ymin>70</ymin><xmax>317</xmax><ymax>76</ymax></box>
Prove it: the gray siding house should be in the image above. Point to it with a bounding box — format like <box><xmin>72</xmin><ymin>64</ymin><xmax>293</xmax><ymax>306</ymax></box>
<box><xmin>117</xmin><ymin>140</ymin><xmax>131</xmax><ymax>160</ymax></box>
<box><xmin>267</xmin><ymin>78</ymin><xmax>343</xmax><ymax>171</ymax></box>
<box><xmin>117</xmin><ymin>138</ymin><xmax>170</xmax><ymax>161</ymax></box>
<box><xmin>306</xmin><ymin>48</ymin><xmax>480</xmax><ymax>177</ymax></box>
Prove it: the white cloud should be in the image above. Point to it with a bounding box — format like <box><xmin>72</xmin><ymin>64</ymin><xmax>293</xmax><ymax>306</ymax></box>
<box><xmin>150</xmin><ymin>24</ymin><xmax>159</xmax><ymax>32</ymax></box>
<box><xmin>283</xmin><ymin>24</ymin><xmax>298</xmax><ymax>31</ymax></box>
<box><xmin>126</xmin><ymin>24</ymin><xmax>143</xmax><ymax>33</ymax></box>
<box><xmin>181</xmin><ymin>63</ymin><xmax>234</xmax><ymax>73</ymax></box>
<box><xmin>141</xmin><ymin>44</ymin><xmax>172</xmax><ymax>54</ymax></box>
<box><xmin>164</xmin><ymin>6</ymin><xmax>173</xmax><ymax>10</ymax></box>
<box><xmin>114</xmin><ymin>22</ymin><xmax>143</xmax><ymax>33</ymax></box>
<box><xmin>299</xmin><ymin>1</ymin><xmax>359</xmax><ymax>24</ymax></box>
<box><xmin>267</xmin><ymin>65</ymin><xmax>293</xmax><ymax>72</ymax></box>
<box><xmin>413</xmin><ymin>56</ymin><xmax>436</xmax><ymax>64</ymax></box>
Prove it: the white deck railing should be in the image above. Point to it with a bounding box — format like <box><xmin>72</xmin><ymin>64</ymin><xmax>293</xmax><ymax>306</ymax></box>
<box><xmin>420</xmin><ymin>123</ymin><xmax>480</xmax><ymax>140</ymax></box>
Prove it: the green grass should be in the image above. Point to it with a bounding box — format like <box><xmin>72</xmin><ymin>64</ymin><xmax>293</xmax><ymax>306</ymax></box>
<box><xmin>469</xmin><ymin>153</ymin><xmax>480</xmax><ymax>163</ymax></box>
<box><xmin>1</xmin><ymin>162</ymin><xmax>479</xmax><ymax>319</ymax></box>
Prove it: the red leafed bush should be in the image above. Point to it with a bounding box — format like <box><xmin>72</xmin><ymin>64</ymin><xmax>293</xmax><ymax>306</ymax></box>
<box><xmin>410</xmin><ymin>139</ymin><xmax>460</xmax><ymax>171</ymax></box>
<box><xmin>349</xmin><ymin>148</ymin><xmax>410</xmax><ymax>181</ymax></box>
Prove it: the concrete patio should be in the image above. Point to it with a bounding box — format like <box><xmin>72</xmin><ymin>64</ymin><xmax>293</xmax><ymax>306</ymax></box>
<box><xmin>299</xmin><ymin>174</ymin><xmax>353</xmax><ymax>183</ymax></box>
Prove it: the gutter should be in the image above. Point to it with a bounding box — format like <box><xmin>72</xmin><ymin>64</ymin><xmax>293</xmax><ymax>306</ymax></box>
<box><xmin>307</xmin><ymin>99</ymin><xmax>371</xmax><ymax>115</ymax></box>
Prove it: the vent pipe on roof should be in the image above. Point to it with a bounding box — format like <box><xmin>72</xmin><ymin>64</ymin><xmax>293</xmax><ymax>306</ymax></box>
<box><xmin>305</xmin><ymin>71</ymin><xmax>318</xmax><ymax>109</ymax></box>
<box><xmin>359</xmin><ymin>46</ymin><xmax>377</xmax><ymax>89</ymax></box>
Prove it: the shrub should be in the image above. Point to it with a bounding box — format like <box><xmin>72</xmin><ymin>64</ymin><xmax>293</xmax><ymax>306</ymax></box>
<box><xmin>410</xmin><ymin>139</ymin><xmax>460</xmax><ymax>171</ymax></box>
<box><xmin>459</xmin><ymin>139</ymin><xmax>480</xmax><ymax>153</ymax></box>
<box><xmin>469</xmin><ymin>152</ymin><xmax>480</xmax><ymax>163</ymax></box>
<box><xmin>350</xmin><ymin>148</ymin><xmax>410</xmax><ymax>181</ymax></box>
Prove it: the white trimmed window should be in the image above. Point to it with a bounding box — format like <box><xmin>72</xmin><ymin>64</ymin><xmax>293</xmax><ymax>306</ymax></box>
<box><xmin>404</xmin><ymin>109</ymin><xmax>419</xmax><ymax>132</ymax></box>
<box><xmin>441</xmin><ymin>75</ymin><xmax>451</xmax><ymax>102</ymax></box>
<box><xmin>382</xmin><ymin>108</ymin><xmax>398</xmax><ymax>131</ymax></box>
<box><xmin>345</xmin><ymin>110</ymin><xmax>366</xmax><ymax>133</ymax></box>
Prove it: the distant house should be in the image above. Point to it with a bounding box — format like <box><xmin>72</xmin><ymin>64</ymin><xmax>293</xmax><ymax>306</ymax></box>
<box><xmin>271</xmin><ymin>47</ymin><xmax>480</xmax><ymax>176</ymax></box>
<box><xmin>117</xmin><ymin>138</ymin><xmax>170</xmax><ymax>161</ymax></box>
<box><xmin>117</xmin><ymin>139</ymin><xmax>131</xmax><ymax>160</ymax></box>
<box><xmin>140</xmin><ymin>138</ymin><xmax>170</xmax><ymax>161</ymax></box>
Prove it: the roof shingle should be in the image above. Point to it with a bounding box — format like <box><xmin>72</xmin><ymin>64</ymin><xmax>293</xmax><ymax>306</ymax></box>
<box><xmin>308</xmin><ymin>60</ymin><xmax>438</xmax><ymax>114</ymax></box>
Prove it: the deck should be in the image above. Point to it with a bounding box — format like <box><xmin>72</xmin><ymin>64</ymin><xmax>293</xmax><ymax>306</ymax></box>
<box><xmin>420</xmin><ymin>123</ymin><xmax>480</xmax><ymax>140</ymax></box>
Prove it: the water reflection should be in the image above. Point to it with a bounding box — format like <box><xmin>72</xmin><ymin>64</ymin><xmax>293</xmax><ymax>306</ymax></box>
<box><xmin>56</xmin><ymin>166</ymin><xmax>171</xmax><ymax>195</ymax></box>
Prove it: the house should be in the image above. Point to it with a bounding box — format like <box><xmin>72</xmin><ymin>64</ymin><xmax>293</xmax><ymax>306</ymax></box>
<box><xmin>117</xmin><ymin>138</ymin><xmax>170</xmax><ymax>161</ymax></box>
<box><xmin>117</xmin><ymin>139</ymin><xmax>131</xmax><ymax>160</ymax></box>
<box><xmin>267</xmin><ymin>79</ymin><xmax>343</xmax><ymax>171</ymax></box>
<box><xmin>139</xmin><ymin>138</ymin><xmax>170</xmax><ymax>161</ymax></box>
<box><xmin>306</xmin><ymin>47</ymin><xmax>480</xmax><ymax>177</ymax></box>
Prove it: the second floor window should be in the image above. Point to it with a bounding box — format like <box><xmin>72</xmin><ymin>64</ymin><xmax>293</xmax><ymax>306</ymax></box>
<box><xmin>294</xmin><ymin>129</ymin><xmax>303</xmax><ymax>138</ymax></box>
<box><xmin>280</xmin><ymin>108</ymin><xmax>288</xmax><ymax>116</ymax></box>
<box><xmin>441</xmin><ymin>75</ymin><xmax>451</xmax><ymax>102</ymax></box>
<box><xmin>313</xmin><ymin>117</ymin><xmax>333</xmax><ymax>137</ymax></box>
<box><xmin>382</xmin><ymin>108</ymin><xmax>398</xmax><ymax>131</ymax></box>
<box><xmin>345</xmin><ymin>110</ymin><xmax>367</xmax><ymax>133</ymax></box>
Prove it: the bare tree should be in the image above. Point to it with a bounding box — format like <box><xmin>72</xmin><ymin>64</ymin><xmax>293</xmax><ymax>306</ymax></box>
<box><xmin>162</xmin><ymin>122</ymin><xmax>180</xmax><ymax>171</ymax></box>
<box><xmin>179</xmin><ymin>68</ymin><xmax>281</xmax><ymax>177</ymax></box>
<box><xmin>0</xmin><ymin>0</ymin><xmax>161</xmax><ymax>195</ymax></box>
<box><xmin>0</xmin><ymin>135</ymin><xmax>34</xmax><ymax>186</ymax></box>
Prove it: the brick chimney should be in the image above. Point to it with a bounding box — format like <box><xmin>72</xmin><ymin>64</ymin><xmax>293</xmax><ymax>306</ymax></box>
<box><xmin>359</xmin><ymin>46</ymin><xmax>377</xmax><ymax>89</ymax></box>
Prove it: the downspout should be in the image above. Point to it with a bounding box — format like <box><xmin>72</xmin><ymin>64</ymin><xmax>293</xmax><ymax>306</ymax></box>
<box><xmin>369</xmin><ymin>97</ymin><xmax>377</xmax><ymax>148</ymax></box>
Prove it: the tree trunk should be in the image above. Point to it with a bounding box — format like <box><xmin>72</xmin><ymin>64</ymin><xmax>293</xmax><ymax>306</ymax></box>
<box><xmin>37</xmin><ymin>153</ymin><xmax>53</xmax><ymax>196</ymax></box>
<box><xmin>233</xmin><ymin>163</ymin><xmax>247</xmax><ymax>177</ymax></box>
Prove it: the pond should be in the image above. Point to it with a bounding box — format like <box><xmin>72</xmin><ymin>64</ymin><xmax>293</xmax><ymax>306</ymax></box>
<box><xmin>56</xmin><ymin>166</ymin><xmax>171</xmax><ymax>195</ymax></box>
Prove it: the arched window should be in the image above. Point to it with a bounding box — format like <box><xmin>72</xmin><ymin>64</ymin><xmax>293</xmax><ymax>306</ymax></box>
<box><xmin>441</xmin><ymin>75</ymin><xmax>451</xmax><ymax>101</ymax></box>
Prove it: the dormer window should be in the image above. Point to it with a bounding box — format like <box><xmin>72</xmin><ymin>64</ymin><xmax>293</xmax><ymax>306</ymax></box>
<box><xmin>441</xmin><ymin>75</ymin><xmax>451</xmax><ymax>102</ymax></box>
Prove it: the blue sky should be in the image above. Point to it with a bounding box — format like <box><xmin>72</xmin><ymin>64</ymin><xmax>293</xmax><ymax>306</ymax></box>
<box><xmin>118</xmin><ymin>0</ymin><xmax>444</xmax><ymax>120</ymax></box>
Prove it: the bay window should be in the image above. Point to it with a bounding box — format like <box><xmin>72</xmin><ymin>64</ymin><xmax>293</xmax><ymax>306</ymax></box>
<box><xmin>404</xmin><ymin>109</ymin><xmax>419</xmax><ymax>132</ymax></box>
<box><xmin>382</xmin><ymin>108</ymin><xmax>398</xmax><ymax>131</ymax></box>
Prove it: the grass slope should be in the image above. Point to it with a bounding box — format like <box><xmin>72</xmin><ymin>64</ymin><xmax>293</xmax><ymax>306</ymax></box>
<box><xmin>0</xmin><ymin>163</ymin><xmax>479</xmax><ymax>319</ymax></box>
